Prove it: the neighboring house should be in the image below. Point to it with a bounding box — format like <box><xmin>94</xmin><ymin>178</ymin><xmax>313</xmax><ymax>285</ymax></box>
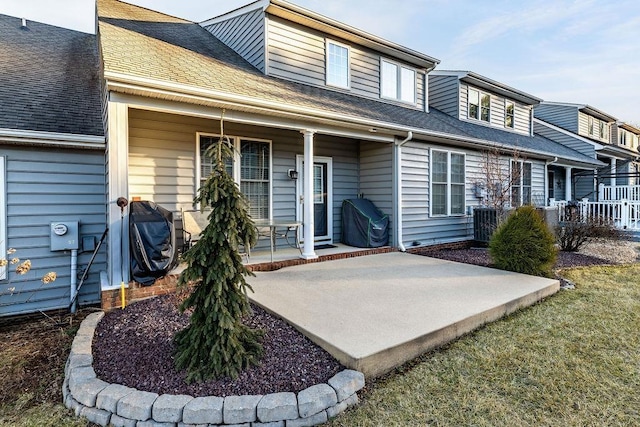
<box><xmin>0</xmin><ymin>15</ymin><xmax>106</xmax><ymax>316</ymax></box>
<box><xmin>534</xmin><ymin>102</ymin><xmax>638</xmax><ymax>201</ymax></box>
<box><xmin>96</xmin><ymin>0</ymin><xmax>604</xmax><ymax>298</ymax></box>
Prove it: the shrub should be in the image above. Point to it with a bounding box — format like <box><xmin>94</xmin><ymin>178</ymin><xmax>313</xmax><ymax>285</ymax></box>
<box><xmin>489</xmin><ymin>205</ymin><xmax>557</xmax><ymax>277</ymax></box>
<box><xmin>556</xmin><ymin>218</ymin><xmax>621</xmax><ymax>252</ymax></box>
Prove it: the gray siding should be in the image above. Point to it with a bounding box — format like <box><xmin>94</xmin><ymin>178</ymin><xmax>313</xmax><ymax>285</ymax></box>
<box><xmin>459</xmin><ymin>83</ymin><xmax>531</xmax><ymax>134</ymax></box>
<box><xmin>0</xmin><ymin>146</ymin><xmax>106</xmax><ymax>317</ymax></box>
<box><xmin>203</xmin><ymin>9</ymin><xmax>266</xmax><ymax>72</ymax></box>
<box><xmin>428</xmin><ymin>75</ymin><xmax>459</xmax><ymax>117</ymax></box>
<box><xmin>533</xmin><ymin>121</ymin><xmax>597</xmax><ymax>157</ymax></box>
<box><xmin>533</xmin><ymin>104</ymin><xmax>578</xmax><ymax>133</ymax></box>
<box><xmin>400</xmin><ymin>141</ymin><xmax>546</xmax><ymax>247</ymax></box>
<box><xmin>574</xmin><ymin>171</ymin><xmax>596</xmax><ymax>200</ymax></box>
<box><xmin>127</xmin><ymin>109</ymin><xmax>360</xmax><ymax>247</ymax></box>
<box><xmin>359</xmin><ymin>141</ymin><xmax>394</xmax><ymax>243</ymax></box>
<box><xmin>266</xmin><ymin>16</ymin><xmax>422</xmax><ymax>109</ymax></box>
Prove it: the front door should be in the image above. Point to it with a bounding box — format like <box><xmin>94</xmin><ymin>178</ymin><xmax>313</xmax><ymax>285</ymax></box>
<box><xmin>296</xmin><ymin>155</ymin><xmax>333</xmax><ymax>242</ymax></box>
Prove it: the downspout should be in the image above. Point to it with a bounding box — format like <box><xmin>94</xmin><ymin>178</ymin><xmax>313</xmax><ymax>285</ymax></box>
<box><xmin>395</xmin><ymin>131</ymin><xmax>413</xmax><ymax>252</ymax></box>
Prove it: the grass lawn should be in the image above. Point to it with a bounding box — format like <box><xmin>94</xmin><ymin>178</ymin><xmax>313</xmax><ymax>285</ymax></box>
<box><xmin>1</xmin><ymin>264</ymin><xmax>638</xmax><ymax>426</ymax></box>
<box><xmin>327</xmin><ymin>264</ymin><xmax>640</xmax><ymax>426</ymax></box>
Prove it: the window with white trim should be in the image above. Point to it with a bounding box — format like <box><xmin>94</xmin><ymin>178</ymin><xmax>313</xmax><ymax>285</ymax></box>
<box><xmin>599</xmin><ymin>121</ymin><xmax>608</xmax><ymax>141</ymax></box>
<box><xmin>326</xmin><ymin>40</ymin><xmax>350</xmax><ymax>89</ymax></box>
<box><xmin>588</xmin><ymin>116</ymin><xmax>594</xmax><ymax>136</ymax></box>
<box><xmin>511</xmin><ymin>160</ymin><xmax>532</xmax><ymax>206</ymax></box>
<box><xmin>468</xmin><ymin>88</ymin><xmax>490</xmax><ymax>122</ymax></box>
<box><xmin>505</xmin><ymin>100</ymin><xmax>515</xmax><ymax>128</ymax></box>
<box><xmin>430</xmin><ymin>150</ymin><xmax>466</xmax><ymax>216</ymax></box>
<box><xmin>198</xmin><ymin>134</ymin><xmax>271</xmax><ymax>220</ymax></box>
<box><xmin>620</xmin><ymin>130</ymin><xmax>627</xmax><ymax>146</ymax></box>
<box><xmin>380</xmin><ymin>59</ymin><xmax>415</xmax><ymax>103</ymax></box>
<box><xmin>0</xmin><ymin>157</ymin><xmax>6</xmax><ymax>280</ymax></box>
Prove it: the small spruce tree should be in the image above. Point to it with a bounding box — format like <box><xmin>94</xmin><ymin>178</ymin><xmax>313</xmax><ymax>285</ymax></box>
<box><xmin>489</xmin><ymin>205</ymin><xmax>557</xmax><ymax>277</ymax></box>
<box><xmin>174</xmin><ymin>136</ymin><xmax>263</xmax><ymax>382</ymax></box>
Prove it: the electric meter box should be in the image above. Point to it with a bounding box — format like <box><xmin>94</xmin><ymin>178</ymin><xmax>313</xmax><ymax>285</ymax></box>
<box><xmin>50</xmin><ymin>221</ymin><xmax>79</xmax><ymax>251</ymax></box>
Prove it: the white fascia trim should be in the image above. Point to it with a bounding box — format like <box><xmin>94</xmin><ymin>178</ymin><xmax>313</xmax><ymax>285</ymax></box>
<box><xmin>200</xmin><ymin>0</ymin><xmax>269</xmax><ymax>26</ymax></box>
<box><xmin>0</xmin><ymin>128</ymin><xmax>105</xmax><ymax>149</ymax></box>
<box><xmin>533</xmin><ymin>118</ymin><xmax>603</xmax><ymax>150</ymax></box>
<box><xmin>105</xmin><ymin>72</ymin><xmax>592</xmax><ymax>164</ymax></box>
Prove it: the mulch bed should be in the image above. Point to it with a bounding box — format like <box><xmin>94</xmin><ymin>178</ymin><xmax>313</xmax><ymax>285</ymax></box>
<box><xmin>92</xmin><ymin>295</ymin><xmax>342</xmax><ymax>397</ymax></box>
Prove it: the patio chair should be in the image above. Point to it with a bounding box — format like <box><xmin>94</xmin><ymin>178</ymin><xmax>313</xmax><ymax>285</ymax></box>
<box><xmin>181</xmin><ymin>208</ymin><xmax>250</xmax><ymax>261</ymax></box>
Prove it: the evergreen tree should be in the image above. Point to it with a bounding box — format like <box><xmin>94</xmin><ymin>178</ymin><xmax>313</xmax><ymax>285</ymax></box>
<box><xmin>174</xmin><ymin>136</ymin><xmax>263</xmax><ymax>382</ymax></box>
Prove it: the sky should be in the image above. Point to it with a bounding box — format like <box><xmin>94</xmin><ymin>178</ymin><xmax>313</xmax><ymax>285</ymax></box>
<box><xmin>2</xmin><ymin>0</ymin><xmax>639</xmax><ymax>125</ymax></box>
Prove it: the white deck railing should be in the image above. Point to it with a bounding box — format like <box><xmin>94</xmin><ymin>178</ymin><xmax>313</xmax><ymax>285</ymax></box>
<box><xmin>599</xmin><ymin>184</ymin><xmax>640</xmax><ymax>201</ymax></box>
<box><xmin>550</xmin><ymin>198</ymin><xmax>640</xmax><ymax>231</ymax></box>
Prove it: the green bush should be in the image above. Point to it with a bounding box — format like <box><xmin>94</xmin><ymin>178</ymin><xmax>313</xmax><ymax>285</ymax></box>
<box><xmin>489</xmin><ymin>205</ymin><xmax>557</xmax><ymax>277</ymax></box>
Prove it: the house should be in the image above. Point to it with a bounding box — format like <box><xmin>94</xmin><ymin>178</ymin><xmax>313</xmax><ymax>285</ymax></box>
<box><xmin>0</xmin><ymin>15</ymin><xmax>106</xmax><ymax>316</ymax></box>
<box><xmin>534</xmin><ymin>102</ymin><xmax>639</xmax><ymax>201</ymax></box>
<box><xmin>95</xmin><ymin>0</ymin><xmax>607</xmax><ymax>303</ymax></box>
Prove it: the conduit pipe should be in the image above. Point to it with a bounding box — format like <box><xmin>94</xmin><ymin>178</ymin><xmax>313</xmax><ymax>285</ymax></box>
<box><xmin>395</xmin><ymin>131</ymin><xmax>413</xmax><ymax>252</ymax></box>
<box><xmin>70</xmin><ymin>249</ymin><xmax>78</xmax><ymax>314</ymax></box>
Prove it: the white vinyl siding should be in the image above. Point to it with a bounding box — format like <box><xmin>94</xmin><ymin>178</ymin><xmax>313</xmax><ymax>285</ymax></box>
<box><xmin>430</xmin><ymin>149</ymin><xmax>466</xmax><ymax>216</ymax></box>
<box><xmin>326</xmin><ymin>40</ymin><xmax>350</xmax><ymax>89</ymax></box>
<box><xmin>578</xmin><ymin>112</ymin><xmax>611</xmax><ymax>143</ymax></box>
<box><xmin>0</xmin><ymin>156</ymin><xmax>5</xmax><ymax>280</ymax></box>
<box><xmin>380</xmin><ymin>58</ymin><xmax>415</xmax><ymax>104</ymax></box>
<box><xmin>459</xmin><ymin>84</ymin><xmax>531</xmax><ymax>134</ymax></box>
<box><xmin>197</xmin><ymin>134</ymin><xmax>272</xmax><ymax>220</ymax></box>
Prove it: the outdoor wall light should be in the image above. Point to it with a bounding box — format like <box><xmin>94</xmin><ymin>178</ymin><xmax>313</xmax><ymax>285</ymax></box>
<box><xmin>287</xmin><ymin>169</ymin><xmax>299</xmax><ymax>180</ymax></box>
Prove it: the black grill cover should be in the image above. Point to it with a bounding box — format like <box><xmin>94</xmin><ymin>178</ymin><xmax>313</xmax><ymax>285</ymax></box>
<box><xmin>341</xmin><ymin>198</ymin><xmax>389</xmax><ymax>248</ymax></box>
<box><xmin>129</xmin><ymin>201</ymin><xmax>178</xmax><ymax>285</ymax></box>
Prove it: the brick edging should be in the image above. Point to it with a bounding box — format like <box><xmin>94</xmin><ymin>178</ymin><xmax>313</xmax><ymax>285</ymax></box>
<box><xmin>64</xmin><ymin>312</ymin><xmax>365</xmax><ymax>426</ymax></box>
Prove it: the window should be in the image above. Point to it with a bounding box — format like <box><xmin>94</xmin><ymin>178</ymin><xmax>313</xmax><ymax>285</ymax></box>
<box><xmin>430</xmin><ymin>150</ymin><xmax>466</xmax><ymax>216</ymax></box>
<box><xmin>620</xmin><ymin>130</ymin><xmax>627</xmax><ymax>146</ymax></box>
<box><xmin>380</xmin><ymin>59</ymin><xmax>415</xmax><ymax>103</ymax></box>
<box><xmin>326</xmin><ymin>41</ymin><xmax>349</xmax><ymax>88</ymax></box>
<box><xmin>505</xmin><ymin>101</ymin><xmax>515</xmax><ymax>128</ymax></box>
<box><xmin>511</xmin><ymin>160</ymin><xmax>532</xmax><ymax>206</ymax></box>
<box><xmin>588</xmin><ymin>116</ymin><xmax>594</xmax><ymax>136</ymax></box>
<box><xmin>468</xmin><ymin>88</ymin><xmax>490</xmax><ymax>122</ymax></box>
<box><xmin>0</xmin><ymin>157</ymin><xmax>5</xmax><ymax>280</ymax></box>
<box><xmin>198</xmin><ymin>134</ymin><xmax>271</xmax><ymax>220</ymax></box>
<box><xmin>599</xmin><ymin>121</ymin><xmax>608</xmax><ymax>140</ymax></box>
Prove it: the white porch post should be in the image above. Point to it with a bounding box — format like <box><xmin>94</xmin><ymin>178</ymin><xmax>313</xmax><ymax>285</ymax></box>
<box><xmin>565</xmin><ymin>167</ymin><xmax>572</xmax><ymax>201</ymax></box>
<box><xmin>611</xmin><ymin>158</ymin><xmax>617</xmax><ymax>190</ymax></box>
<box><xmin>107</xmin><ymin>102</ymin><xmax>130</xmax><ymax>289</ymax></box>
<box><xmin>301</xmin><ymin>129</ymin><xmax>317</xmax><ymax>260</ymax></box>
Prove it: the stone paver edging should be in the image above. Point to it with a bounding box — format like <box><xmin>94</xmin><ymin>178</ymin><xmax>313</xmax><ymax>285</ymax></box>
<box><xmin>64</xmin><ymin>312</ymin><xmax>365</xmax><ymax>427</ymax></box>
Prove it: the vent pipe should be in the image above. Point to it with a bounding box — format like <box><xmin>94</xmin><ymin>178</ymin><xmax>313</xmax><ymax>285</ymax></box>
<box><xmin>20</xmin><ymin>18</ymin><xmax>28</xmax><ymax>29</ymax></box>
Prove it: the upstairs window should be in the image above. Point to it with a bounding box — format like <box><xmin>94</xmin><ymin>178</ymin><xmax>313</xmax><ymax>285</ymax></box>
<box><xmin>505</xmin><ymin>101</ymin><xmax>515</xmax><ymax>128</ymax></box>
<box><xmin>588</xmin><ymin>116</ymin><xmax>594</xmax><ymax>136</ymax></box>
<box><xmin>381</xmin><ymin>59</ymin><xmax>415</xmax><ymax>104</ymax></box>
<box><xmin>620</xmin><ymin>130</ymin><xmax>627</xmax><ymax>146</ymax></box>
<box><xmin>511</xmin><ymin>160</ymin><xmax>532</xmax><ymax>206</ymax></box>
<box><xmin>599</xmin><ymin>121</ymin><xmax>608</xmax><ymax>141</ymax></box>
<box><xmin>469</xmin><ymin>88</ymin><xmax>490</xmax><ymax>122</ymax></box>
<box><xmin>431</xmin><ymin>150</ymin><xmax>466</xmax><ymax>216</ymax></box>
<box><xmin>326</xmin><ymin>41</ymin><xmax>350</xmax><ymax>89</ymax></box>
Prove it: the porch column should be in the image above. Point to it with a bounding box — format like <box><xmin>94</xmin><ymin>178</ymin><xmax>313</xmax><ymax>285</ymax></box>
<box><xmin>301</xmin><ymin>129</ymin><xmax>317</xmax><ymax>260</ymax></box>
<box><xmin>107</xmin><ymin>101</ymin><xmax>130</xmax><ymax>289</ymax></box>
<box><xmin>565</xmin><ymin>167</ymin><xmax>572</xmax><ymax>201</ymax></box>
<box><xmin>611</xmin><ymin>158</ymin><xmax>617</xmax><ymax>189</ymax></box>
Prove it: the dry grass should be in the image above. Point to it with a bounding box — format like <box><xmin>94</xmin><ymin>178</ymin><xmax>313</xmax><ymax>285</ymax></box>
<box><xmin>328</xmin><ymin>264</ymin><xmax>640</xmax><ymax>426</ymax></box>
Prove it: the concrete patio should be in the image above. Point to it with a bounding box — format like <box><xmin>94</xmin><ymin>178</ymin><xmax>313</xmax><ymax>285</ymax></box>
<box><xmin>247</xmin><ymin>252</ymin><xmax>559</xmax><ymax>378</ymax></box>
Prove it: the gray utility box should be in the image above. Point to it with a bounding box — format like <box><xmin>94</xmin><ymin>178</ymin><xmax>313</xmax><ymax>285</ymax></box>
<box><xmin>50</xmin><ymin>221</ymin><xmax>79</xmax><ymax>251</ymax></box>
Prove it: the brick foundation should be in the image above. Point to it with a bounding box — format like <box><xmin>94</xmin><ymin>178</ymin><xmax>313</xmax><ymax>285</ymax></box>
<box><xmin>101</xmin><ymin>246</ymin><xmax>397</xmax><ymax>310</ymax></box>
<box><xmin>407</xmin><ymin>240</ymin><xmax>473</xmax><ymax>256</ymax></box>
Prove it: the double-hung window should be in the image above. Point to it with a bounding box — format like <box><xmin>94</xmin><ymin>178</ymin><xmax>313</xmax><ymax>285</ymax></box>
<box><xmin>326</xmin><ymin>40</ymin><xmax>350</xmax><ymax>89</ymax></box>
<box><xmin>511</xmin><ymin>160</ymin><xmax>532</xmax><ymax>206</ymax></box>
<box><xmin>198</xmin><ymin>134</ymin><xmax>271</xmax><ymax>220</ymax></box>
<box><xmin>599</xmin><ymin>121</ymin><xmax>608</xmax><ymax>141</ymax></box>
<box><xmin>505</xmin><ymin>101</ymin><xmax>515</xmax><ymax>128</ymax></box>
<box><xmin>380</xmin><ymin>59</ymin><xmax>415</xmax><ymax>104</ymax></box>
<box><xmin>431</xmin><ymin>150</ymin><xmax>466</xmax><ymax>216</ymax></box>
<box><xmin>588</xmin><ymin>116</ymin><xmax>594</xmax><ymax>136</ymax></box>
<box><xmin>468</xmin><ymin>88</ymin><xmax>490</xmax><ymax>122</ymax></box>
<box><xmin>620</xmin><ymin>130</ymin><xmax>627</xmax><ymax>146</ymax></box>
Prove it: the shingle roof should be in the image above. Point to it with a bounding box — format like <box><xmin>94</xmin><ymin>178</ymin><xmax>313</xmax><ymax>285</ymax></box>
<box><xmin>0</xmin><ymin>14</ymin><xmax>103</xmax><ymax>136</ymax></box>
<box><xmin>96</xmin><ymin>0</ymin><xmax>598</xmax><ymax>166</ymax></box>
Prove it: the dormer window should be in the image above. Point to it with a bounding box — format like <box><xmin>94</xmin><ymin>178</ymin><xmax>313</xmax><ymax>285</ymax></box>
<box><xmin>599</xmin><ymin>122</ymin><xmax>608</xmax><ymax>140</ymax></box>
<box><xmin>380</xmin><ymin>59</ymin><xmax>415</xmax><ymax>104</ymax></box>
<box><xmin>469</xmin><ymin>88</ymin><xmax>490</xmax><ymax>122</ymax></box>
<box><xmin>326</xmin><ymin>40</ymin><xmax>350</xmax><ymax>89</ymax></box>
<box><xmin>588</xmin><ymin>116</ymin><xmax>594</xmax><ymax>136</ymax></box>
<box><xmin>505</xmin><ymin>101</ymin><xmax>515</xmax><ymax>128</ymax></box>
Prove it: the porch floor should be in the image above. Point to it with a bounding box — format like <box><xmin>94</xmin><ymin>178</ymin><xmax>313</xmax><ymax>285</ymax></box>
<box><xmin>246</xmin><ymin>252</ymin><xmax>559</xmax><ymax>378</ymax></box>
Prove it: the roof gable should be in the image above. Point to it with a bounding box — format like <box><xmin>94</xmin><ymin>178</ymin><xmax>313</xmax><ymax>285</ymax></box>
<box><xmin>0</xmin><ymin>14</ymin><xmax>103</xmax><ymax>136</ymax></box>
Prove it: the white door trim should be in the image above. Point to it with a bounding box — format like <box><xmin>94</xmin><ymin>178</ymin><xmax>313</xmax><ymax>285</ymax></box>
<box><xmin>296</xmin><ymin>155</ymin><xmax>333</xmax><ymax>243</ymax></box>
